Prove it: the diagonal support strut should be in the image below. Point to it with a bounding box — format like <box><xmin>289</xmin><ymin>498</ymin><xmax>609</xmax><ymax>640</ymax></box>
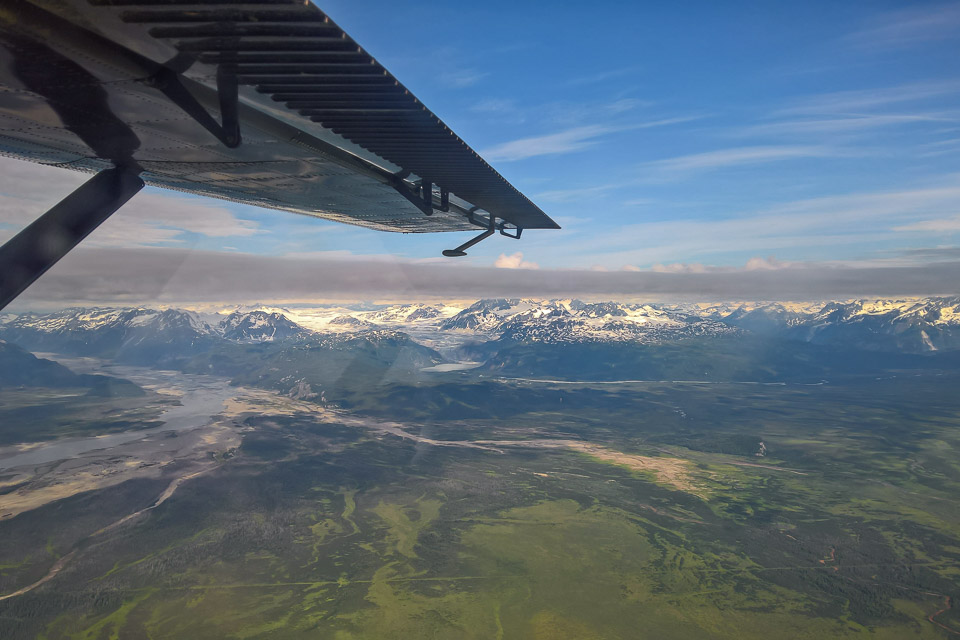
<box><xmin>0</xmin><ymin>166</ymin><xmax>144</xmax><ymax>311</ymax></box>
<box><xmin>442</xmin><ymin>213</ymin><xmax>496</xmax><ymax>257</ymax></box>
<box><xmin>144</xmin><ymin>65</ymin><xmax>242</xmax><ymax>148</ymax></box>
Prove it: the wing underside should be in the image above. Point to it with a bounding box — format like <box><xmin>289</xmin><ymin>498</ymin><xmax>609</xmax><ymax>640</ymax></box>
<box><xmin>0</xmin><ymin>0</ymin><xmax>558</xmax><ymax>234</ymax></box>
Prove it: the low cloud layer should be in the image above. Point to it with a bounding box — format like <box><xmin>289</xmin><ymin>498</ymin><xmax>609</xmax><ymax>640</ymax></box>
<box><xmin>6</xmin><ymin>246</ymin><xmax>959</xmax><ymax>310</ymax></box>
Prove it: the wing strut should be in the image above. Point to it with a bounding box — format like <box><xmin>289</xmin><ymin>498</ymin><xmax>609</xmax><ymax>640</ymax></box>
<box><xmin>442</xmin><ymin>213</ymin><xmax>496</xmax><ymax>257</ymax></box>
<box><xmin>0</xmin><ymin>166</ymin><xmax>144</xmax><ymax>311</ymax></box>
<box><xmin>143</xmin><ymin>64</ymin><xmax>242</xmax><ymax>149</ymax></box>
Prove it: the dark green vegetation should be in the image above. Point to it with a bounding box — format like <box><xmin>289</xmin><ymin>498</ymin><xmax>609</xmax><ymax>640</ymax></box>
<box><xmin>471</xmin><ymin>335</ymin><xmax>960</xmax><ymax>383</ymax></box>
<box><xmin>2</xmin><ymin>374</ymin><xmax>960</xmax><ymax>638</ymax></box>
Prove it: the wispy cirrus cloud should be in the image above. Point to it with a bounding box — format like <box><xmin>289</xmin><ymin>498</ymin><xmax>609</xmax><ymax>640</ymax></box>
<box><xmin>482</xmin><ymin>116</ymin><xmax>699</xmax><ymax>162</ymax></box>
<box><xmin>777</xmin><ymin>81</ymin><xmax>960</xmax><ymax>116</ymax></box>
<box><xmin>740</xmin><ymin>113</ymin><xmax>957</xmax><ymax>138</ymax></box>
<box><xmin>918</xmin><ymin>138</ymin><xmax>960</xmax><ymax>157</ymax></box>
<box><xmin>545</xmin><ymin>181</ymin><xmax>960</xmax><ymax>268</ymax></box>
<box><xmin>481</xmin><ymin>124</ymin><xmax>617</xmax><ymax>162</ymax></box>
<box><xmin>534</xmin><ymin>184</ymin><xmax>620</xmax><ymax>203</ymax></box>
<box><xmin>470</xmin><ymin>98</ymin><xmax>519</xmax><ymax>114</ymax></box>
<box><xmin>641</xmin><ymin>145</ymin><xmax>838</xmax><ymax>178</ymax></box>
<box><xmin>538</xmin><ymin>98</ymin><xmax>658</xmax><ymax>127</ymax></box>
<box><xmin>894</xmin><ymin>216</ymin><xmax>960</xmax><ymax>232</ymax></box>
<box><xmin>471</xmin><ymin>96</ymin><xmax>651</xmax><ymax>128</ymax></box>
<box><xmin>844</xmin><ymin>3</ymin><xmax>960</xmax><ymax>51</ymax></box>
<box><xmin>438</xmin><ymin>68</ymin><xmax>488</xmax><ymax>88</ymax></box>
<box><xmin>468</xmin><ymin>98</ymin><xmax>527</xmax><ymax>125</ymax></box>
<box><xmin>565</xmin><ymin>66</ymin><xmax>642</xmax><ymax>87</ymax></box>
<box><xmin>895</xmin><ymin>246</ymin><xmax>960</xmax><ymax>261</ymax></box>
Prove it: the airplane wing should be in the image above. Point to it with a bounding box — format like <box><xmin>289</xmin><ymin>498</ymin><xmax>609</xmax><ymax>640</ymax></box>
<box><xmin>0</xmin><ymin>0</ymin><xmax>558</xmax><ymax>309</ymax></box>
<box><xmin>0</xmin><ymin>0</ymin><xmax>558</xmax><ymax>233</ymax></box>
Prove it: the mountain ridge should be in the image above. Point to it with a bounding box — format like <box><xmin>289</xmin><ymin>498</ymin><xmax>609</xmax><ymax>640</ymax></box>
<box><xmin>3</xmin><ymin>297</ymin><xmax>959</xmax><ymax>358</ymax></box>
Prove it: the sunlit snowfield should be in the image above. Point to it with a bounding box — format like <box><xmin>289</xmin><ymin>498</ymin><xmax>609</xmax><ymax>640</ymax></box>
<box><xmin>1</xmin><ymin>298</ymin><xmax>960</xmax><ymax>638</ymax></box>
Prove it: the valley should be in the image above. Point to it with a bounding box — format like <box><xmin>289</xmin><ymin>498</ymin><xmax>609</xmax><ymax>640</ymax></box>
<box><xmin>1</xmin><ymin>298</ymin><xmax>959</xmax><ymax>638</ymax></box>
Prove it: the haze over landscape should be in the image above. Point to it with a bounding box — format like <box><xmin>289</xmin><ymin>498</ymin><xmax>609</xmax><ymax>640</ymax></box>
<box><xmin>2</xmin><ymin>0</ymin><xmax>960</xmax><ymax>638</ymax></box>
<box><xmin>2</xmin><ymin>295</ymin><xmax>960</xmax><ymax>636</ymax></box>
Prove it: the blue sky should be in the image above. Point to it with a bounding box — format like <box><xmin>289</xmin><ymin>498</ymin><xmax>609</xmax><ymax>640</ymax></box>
<box><xmin>312</xmin><ymin>0</ymin><xmax>960</xmax><ymax>271</ymax></box>
<box><xmin>3</xmin><ymin>0</ymin><xmax>960</xmax><ymax>302</ymax></box>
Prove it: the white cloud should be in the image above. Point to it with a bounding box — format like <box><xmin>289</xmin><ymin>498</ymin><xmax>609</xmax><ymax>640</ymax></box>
<box><xmin>494</xmin><ymin>252</ymin><xmax>539</xmax><ymax>269</ymax></box>
<box><xmin>894</xmin><ymin>216</ymin><xmax>960</xmax><ymax>232</ymax></box>
<box><xmin>651</xmin><ymin>262</ymin><xmax>708</xmax><ymax>274</ymax></box>
<box><xmin>648</xmin><ymin>256</ymin><xmax>803</xmax><ymax>273</ymax></box>
<box><xmin>649</xmin><ymin>256</ymin><xmax>790</xmax><ymax>274</ymax></box>
<box><xmin>744</xmin><ymin>255</ymin><xmax>792</xmax><ymax>271</ymax></box>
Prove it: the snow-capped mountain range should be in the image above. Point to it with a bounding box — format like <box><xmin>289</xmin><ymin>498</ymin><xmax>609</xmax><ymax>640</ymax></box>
<box><xmin>2</xmin><ymin>307</ymin><xmax>282</xmax><ymax>343</ymax></box>
<box><xmin>698</xmin><ymin>297</ymin><xmax>960</xmax><ymax>352</ymax></box>
<box><xmin>440</xmin><ymin>299</ymin><xmax>737</xmax><ymax>344</ymax></box>
<box><xmin>2</xmin><ymin>297</ymin><xmax>959</xmax><ymax>354</ymax></box>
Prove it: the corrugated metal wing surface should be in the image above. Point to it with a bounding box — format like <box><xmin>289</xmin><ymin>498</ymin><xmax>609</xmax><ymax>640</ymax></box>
<box><xmin>25</xmin><ymin>0</ymin><xmax>559</xmax><ymax>232</ymax></box>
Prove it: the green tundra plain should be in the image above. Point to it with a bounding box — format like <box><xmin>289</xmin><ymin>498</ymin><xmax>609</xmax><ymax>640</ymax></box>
<box><xmin>2</xmin><ymin>372</ymin><xmax>960</xmax><ymax>639</ymax></box>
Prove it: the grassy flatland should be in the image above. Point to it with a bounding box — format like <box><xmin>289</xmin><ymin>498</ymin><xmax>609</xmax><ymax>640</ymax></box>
<box><xmin>4</xmin><ymin>375</ymin><xmax>960</xmax><ymax>638</ymax></box>
<box><xmin>373</xmin><ymin>496</ymin><xmax>442</xmax><ymax>559</ymax></box>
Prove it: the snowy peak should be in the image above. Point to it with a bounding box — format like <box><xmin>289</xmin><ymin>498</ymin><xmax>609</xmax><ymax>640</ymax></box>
<box><xmin>218</xmin><ymin>310</ymin><xmax>308</xmax><ymax>342</ymax></box>
<box><xmin>498</xmin><ymin>308</ymin><xmax>733</xmax><ymax>345</ymax></box>
<box><xmin>0</xmin><ymin>307</ymin><xmax>313</xmax><ymax>353</ymax></box>
<box><xmin>714</xmin><ymin>297</ymin><xmax>960</xmax><ymax>352</ymax></box>
<box><xmin>440</xmin><ymin>299</ymin><xmax>540</xmax><ymax>331</ymax></box>
<box><xmin>141</xmin><ymin>309</ymin><xmax>213</xmax><ymax>334</ymax></box>
<box><xmin>364</xmin><ymin>303</ymin><xmax>461</xmax><ymax>324</ymax></box>
<box><xmin>439</xmin><ymin>299</ymin><xmax>731</xmax><ymax>344</ymax></box>
<box><xmin>4</xmin><ymin>307</ymin><xmax>215</xmax><ymax>339</ymax></box>
<box><xmin>4</xmin><ymin>297</ymin><xmax>959</xmax><ymax>357</ymax></box>
<box><xmin>327</xmin><ymin>315</ymin><xmax>378</xmax><ymax>330</ymax></box>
